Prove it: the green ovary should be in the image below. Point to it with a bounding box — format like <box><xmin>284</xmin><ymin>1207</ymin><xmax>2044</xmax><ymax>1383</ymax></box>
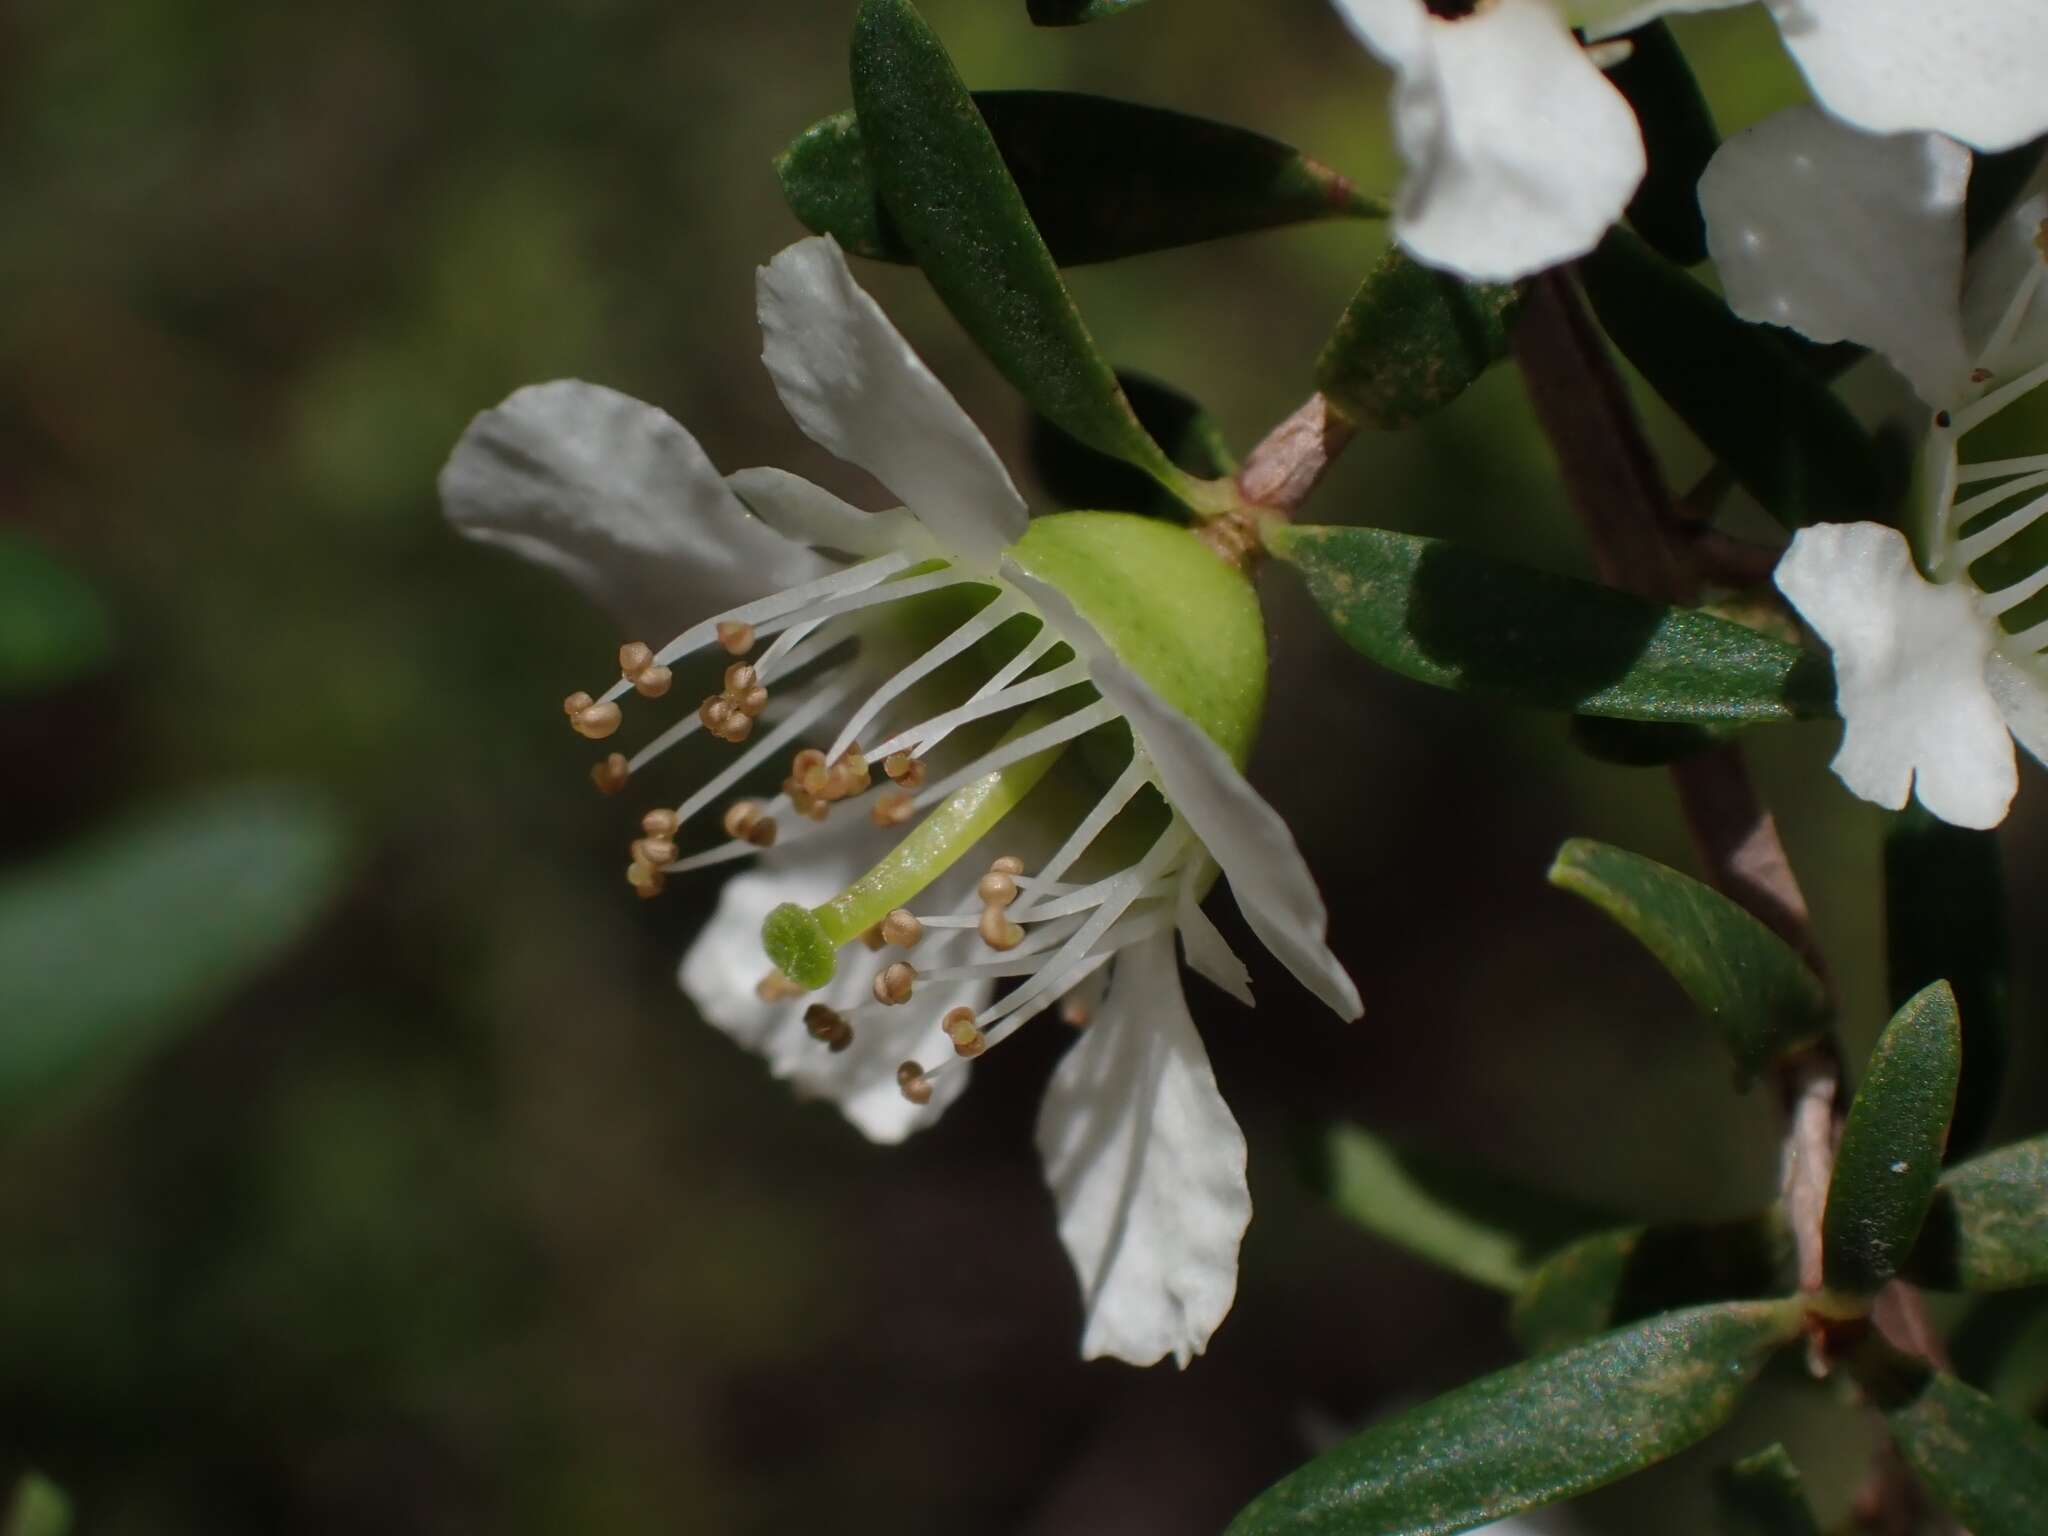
<box><xmin>762</xmin><ymin>513</ymin><xmax>1267</xmax><ymax>990</ymax></box>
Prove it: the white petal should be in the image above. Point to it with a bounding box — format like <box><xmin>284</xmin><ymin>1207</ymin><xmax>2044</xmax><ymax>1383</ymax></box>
<box><xmin>1699</xmin><ymin>106</ymin><xmax>1971</xmax><ymax>409</ymax></box>
<box><xmin>1775</xmin><ymin>522</ymin><xmax>2017</xmax><ymax>829</ymax></box>
<box><xmin>755</xmin><ymin>236</ymin><xmax>1028</xmax><ymax>570</ymax></box>
<box><xmin>1574</xmin><ymin>1</ymin><xmax>1743</xmax><ymax>43</ymax></box>
<box><xmin>679</xmin><ymin>834</ymin><xmax>986</xmax><ymax>1143</ymax></box>
<box><xmin>1175</xmin><ymin>857</ymin><xmax>1254</xmax><ymax>1008</ymax></box>
<box><xmin>1006</xmin><ymin>564</ymin><xmax>1364</xmax><ymax>1021</ymax></box>
<box><xmin>1988</xmin><ymin>651</ymin><xmax>2048</xmax><ymax>771</ymax></box>
<box><xmin>1333</xmin><ymin>0</ymin><xmax>1644</xmax><ymax>282</ymax></box>
<box><xmin>1766</xmin><ymin>0</ymin><xmax>2048</xmax><ymax>152</ymax></box>
<box><xmin>725</xmin><ymin>466</ymin><xmax>934</xmax><ymax>561</ymax></box>
<box><xmin>438</xmin><ymin>380</ymin><xmax>822</xmax><ymax>635</ymax></box>
<box><xmin>1036</xmin><ymin>933</ymin><xmax>1250</xmax><ymax>1368</ymax></box>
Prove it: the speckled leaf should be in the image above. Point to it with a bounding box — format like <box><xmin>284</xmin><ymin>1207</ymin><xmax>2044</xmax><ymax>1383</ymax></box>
<box><xmin>1030</xmin><ymin>370</ymin><xmax>1234</xmax><ymax>518</ymax></box>
<box><xmin>1906</xmin><ymin>1135</ymin><xmax>2048</xmax><ymax>1293</ymax></box>
<box><xmin>1887</xmin><ymin>803</ymin><xmax>2006</xmax><ymax>1159</ymax></box>
<box><xmin>1580</xmin><ymin>230</ymin><xmax>1891</xmax><ymax>528</ymax></box>
<box><xmin>0</xmin><ymin>787</ymin><xmax>348</xmax><ymax>1125</ymax></box>
<box><xmin>1512</xmin><ymin>1211</ymin><xmax>1793</xmax><ymax>1357</ymax></box>
<box><xmin>1549</xmin><ymin>839</ymin><xmax>1829</xmax><ymax>1081</ymax></box>
<box><xmin>0</xmin><ymin>532</ymin><xmax>112</xmax><ymax>698</ymax></box>
<box><xmin>1887</xmin><ymin>1371</ymin><xmax>2048</xmax><ymax>1536</ymax></box>
<box><xmin>1226</xmin><ymin>1300</ymin><xmax>1803</xmax><ymax>1536</ymax></box>
<box><xmin>1824</xmin><ymin>981</ymin><xmax>1961</xmax><ymax>1295</ymax></box>
<box><xmin>1605</xmin><ymin>21</ymin><xmax>1718</xmax><ymax>267</ymax></box>
<box><xmin>1268</xmin><ymin>525</ymin><xmax>1835</xmax><ymax>725</ymax></box>
<box><xmin>777</xmin><ymin>94</ymin><xmax>1379</xmax><ymax>267</ymax></box>
<box><xmin>851</xmin><ymin>0</ymin><xmax>1205</xmax><ymax>505</ymax></box>
<box><xmin>1713</xmin><ymin>1445</ymin><xmax>1822</xmax><ymax>1536</ymax></box>
<box><xmin>1309</xmin><ymin>1124</ymin><xmax>1606</xmax><ymax>1294</ymax></box>
<box><xmin>1317</xmin><ymin>248</ymin><xmax>1522</xmax><ymax>429</ymax></box>
<box><xmin>1028</xmin><ymin>0</ymin><xmax>1150</xmax><ymax>22</ymax></box>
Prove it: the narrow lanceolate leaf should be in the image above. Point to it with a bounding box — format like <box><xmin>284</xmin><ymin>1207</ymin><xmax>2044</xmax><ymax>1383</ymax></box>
<box><xmin>1548</xmin><ymin>840</ymin><xmax>1829</xmax><ymax>1081</ymax></box>
<box><xmin>1604</xmin><ymin>21</ymin><xmax>1718</xmax><ymax>267</ymax></box>
<box><xmin>1317</xmin><ymin>249</ymin><xmax>1522</xmax><ymax>429</ymax></box>
<box><xmin>1906</xmin><ymin>1135</ymin><xmax>2048</xmax><ymax>1292</ymax></box>
<box><xmin>850</xmin><ymin>0</ymin><xmax>1207</xmax><ymax>505</ymax></box>
<box><xmin>0</xmin><ymin>787</ymin><xmax>348</xmax><ymax>1124</ymax></box>
<box><xmin>1031</xmin><ymin>370</ymin><xmax>1235</xmax><ymax>519</ymax></box>
<box><xmin>777</xmin><ymin>94</ymin><xmax>1379</xmax><ymax>268</ymax></box>
<box><xmin>4</xmin><ymin>1474</ymin><xmax>71</xmax><ymax>1536</ymax></box>
<box><xmin>1511</xmin><ymin>1211</ymin><xmax>1793</xmax><ymax>1357</ymax></box>
<box><xmin>1823</xmin><ymin>981</ymin><xmax>1961</xmax><ymax>1295</ymax></box>
<box><xmin>1580</xmin><ymin>230</ymin><xmax>1891</xmax><ymax>529</ymax></box>
<box><xmin>1887</xmin><ymin>804</ymin><xmax>2007</xmax><ymax>1159</ymax></box>
<box><xmin>1887</xmin><ymin>1372</ymin><xmax>2048</xmax><ymax>1536</ymax></box>
<box><xmin>1028</xmin><ymin>0</ymin><xmax>1151</xmax><ymax>22</ymax></box>
<box><xmin>1226</xmin><ymin>1300</ymin><xmax>1802</xmax><ymax>1536</ymax></box>
<box><xmin>1309</xmin><ymin>1124</ymin><xmax>1606</xmax><ymax>1294</ymax></box>
<box><xmin>1267</xmin><ymin>525</ymin><xmax>1836</xmax><ymax>725</ymax></box>
<box><xmin>1713</xmin><ymin>1445</ymin><xmax>1822</xmax><ymax>1536</ymax></box>
<box><xmin>0</xmin><ymin>532</ymin><xmax>113</xmax><ymax>698</ymax></box>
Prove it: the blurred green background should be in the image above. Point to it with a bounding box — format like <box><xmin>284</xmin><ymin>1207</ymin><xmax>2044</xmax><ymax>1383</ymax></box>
<box><xmin>4</xmin><ymin>1</ymin><xmax>2045</xmax><ymax>1531</ymax></box>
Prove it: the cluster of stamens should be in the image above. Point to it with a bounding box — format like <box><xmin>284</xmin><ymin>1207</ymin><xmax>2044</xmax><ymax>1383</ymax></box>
<box><xmin>785</xmin><ymin>744</ymin><xmax>871</xmax><ymax>821</ymax></box>
<box><xmin>626</xmin><ymin>807</ymin><xmax>680</xmax><ymax>900</ymax></box>
<box><xmin>976</xmin><ymin>854</ymin><xmax>1025</xmax><ymax>952</ymax></box>
<box><xmin>698</xmin><ymin>661</ymin><xmax>769</xmax><ymax>744</ymax></box>
<box><xmin>804</xmin><ymin>1003</ymin><xmax>855</xmax><ymax>1053</ymax></box>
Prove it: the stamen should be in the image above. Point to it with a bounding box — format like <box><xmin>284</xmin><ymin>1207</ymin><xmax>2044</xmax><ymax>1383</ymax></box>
<box><xmin>943</xmin><ymin>1006</ymin><xmax>986</xmax><ymax>1058</ymax></box>
<box><xmin>978</xmin><ymin>907</ymin><xmax>1025</xmax><ymax>951</ymax></box>
<box><xmin>1952</xmin><ymin>481</ymin><xmax>2048</xmax><ymax>569</ymax></box>
<box><xmin>865</xmin><ymin>657</ymin><xmax>1087</xmax><ymax>764</ymax></box>
<box><xmin>722</xmin><ymin>800</ymin><xmax>777</xmax><ymax>847</ymax></box>
<box><xmin>977</xmin><ymin>870</ymin><xmax>1019</xmax><ymax>907</ymax></box>
<box><xmin>896</xmin><ymin>1060</ymin><xmax>934</xmax><ymax>1105</ymax></box>
<box><xmin>591</xmin><ymin>753</ymin><xmax>630</xmax><ymax>795</ymax></box>
<box><xmin>1953</xmin><ymin>354</ymin><xmax>2048</xmax><ymax>436</ymax></box>
<box><xmin>1011</xmin><ymin>758</ymin><xmax>1149</xmax><ymax>915</ymax></box>
<box><xmin>564</xmin><ymin>691</ymin><xmax>623</xmax><ymax>740</ymax></box>
<box><xmin>626</xmin><ymin>860</ymin><xmax>665</xmax><ymax>899</ymax></box>
<box><xmin>756</xmin><ymin>970</ymin><xmax>805</xmax><ymax>1003</ymax></box>
<box><xmin>883</xmin><ymin>752</ymin><xmax>925</xmax><ymax>789</ymax></box>
<box><xmin>804</xmin><ymin>1003</ymin><xmax>854</xmax><ymax>1053</ymax></box>
<box><xmin>871</xmin><ymin>790</ymin><xmax>914</xmax><ymax>827</ymax></box>
<box><xmin>667</xmin><ymin>676</ymin><xmax>856</xmax><ymax>825</ymax></box>
<box><xmin>631</xmin><ymin>835</ymin><xmax>677</xmax><ymax>867</ymax></box>
<box><xmin>717</xmin><ymin>621</ymin><xmax>755</xmax><ymax>655</ymax></box>
<box><xmin>1974</xmin><ymin>250</ymin><xmax>2048</xmax><ymax>375</ymax></box>
<box><xmin>873</xmin><ymin>962</ymin><xmax>916</xmax><ymax>1005</ymax></box>
<box><xmin>642</xmin><ymin>808</ymin><xmax>680</xmax><ymax>838</ymax></box>
<box><xmin>1957</xmin><ymin>452</ymin><xmax>2048</xmax><ymax>485</ymax></box>
<box><xmin>880</xmin><ymin>909</ymin><xmax>923</xmax><ymax>948</ymax></box>
<box><xmin>1982</xmin><ymin>558</ymin><xmax>2048</xmax><ymax>618</ymax></box>
<box><xmin>910</xmin><ymin>699</ymin><xmax>1118</xmax><ymax>811</ymax></box>
<box><xmin>824</xmin><ymin>596</ymin><xmax>1020</xmax><ymax>764</ymax></box>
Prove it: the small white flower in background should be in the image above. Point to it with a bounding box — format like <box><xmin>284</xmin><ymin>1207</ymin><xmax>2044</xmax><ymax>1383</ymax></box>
<box><xmin>1699</xmin><ymin>105</ymin><xmax>2048</xmax><ymax>829</ymax></box>
<box><xmin>439</xmin><ymin>234</ymin><xmax>1363</xmax><ymax>1367</ymax></box>
<box><xmin>1329</xmin><ymin>0</ymin><xmax>2048</xmax><ymax>284</ymax></box>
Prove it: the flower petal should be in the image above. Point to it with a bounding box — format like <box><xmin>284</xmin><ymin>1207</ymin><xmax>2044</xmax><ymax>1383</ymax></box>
<box><xmin>1332</xmin><ymin>0</ymin><xmax>1644</xmax><ymax>281</ymax></box>
<box><xmin>1766</xmin><ymin>0</ymin><xmax>2048</xmax><ymax>153</ymax></box>
<box><xmin>1175</xmin><ymin>857</ymin><xmax>1254</xmax><ymax>1008</ymax></box>
<box><xmin>438</xmin><ymin>379</ymin><xmax>822</xmax><ymax>635</ymax></box>
<box><xmin>1699</xmin><ymin>106</ymin><xmax>1971</xmax><ymax>409</ymax></box>
<box><xmin>755</xmin><ymin>236</ymin><xmax>1027</xmax><ymax>571</ymax></box>
<box><xmin>1036</xmin><ymin>933</ymin><xmax>1250</xmax><ymax>1368</ymax></box>
<box><xmin>1775</xmin><ymin>522</ymin><xmax>2017</xmax><ymax>829</ymax></box>
<box><xmin>1575</xmin><ymin>1</ymin><xmax>1744</xmax><ymax>43</ymax></box>
<box><xmin>1006</xmin><ymin>564</ymin><xmax>1364</xmax><ymax>1021</ymax></box>
<box><xmin>1987</xmin><ymin>651</ymin><xmax>2048</xmax><ymax>772</ymax></box>
<box><xmin>725</xmin><ymin>466</ymin><xmax>934</xmax><ymax>561</ymax></box>
<box><xmin>679</xmin><ymin>832</ymin><xmax>986</xmax><ymax>1143</ymax></box>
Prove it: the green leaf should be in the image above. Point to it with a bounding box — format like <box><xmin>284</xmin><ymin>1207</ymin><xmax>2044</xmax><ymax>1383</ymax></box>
<box><xmin>1605</xmin><ymin>21</ymin><xmax>1718</xmax><ymax>267</ymax></box>
<box><xmin>1887</xmin><ymin>803</ymin><xmax>2006</xmax><ymax>1159</ymax></box>
<box><xmin>3</xmin><ymin>1474</ymin><xmax>71</xmax><ymax>1536</ymax></box>
<box><xmin>1579</xmin><ymin>229</ymin><xmax>1892</xmax><ymax>528</ymax></box>
<box><xmin>1226</xmin><ymin>1299</ymin><xmax>1803</xmax><ymax>1536</ymax></box>
<box><xmin>1030</xmin><ymin>370</ymin><xmax>1234</xmax><ymax>518</ymax></box>
<box><xmin>1512</xmin><ymin>1212</ymin><xmax>1793</xmax><ymax>1357</ymax></box>
<box><xmin>0</xmin><ymin>786</ymin><xmax>349</xmax><ymax>1125</ymax></box>
<box><xmin>1713</xmin><ymin>1445</ymin><xmax>1822</xmax><ymax>1536</ymax></box>
<box><xmin>1548</xmin><ymin>839</ymin><xmax>1830</xmax><ymax>1081</ymax></box>
<box><xmin>1906</xmin><ymin>1134</ymin><xmax>2048</xmax><ymax>1293</ymax></box>
<box><xmin>1317</xmin><ymin>248</ymin><xmax>1522</xmax><ymax>429</ymax></box>
<box><xmin>1985</xmin><ymin>1301</ymin><xmax>2048</xmax><ymax>1419</ymax></box>
<box><xmin>1823</xmin><ymin>981</ymin><xmax>1962</xmax><ymax>1295</ymax></box>
<box><xmin>0</xmin><ymin>532</ymin><xmax>113</xmax><ymax>698</ymax></box>
<box><xmin>1027</xmin><ymin>0</ymin><xmax>1150</xmax><ymax>22</ymax></box>
<box><xmin>1887</xmin><ymin>1371</ymin><xmax>2048</xmax><ymax>1536</ymax></box>
<box><xmin>1308</xmin><ymin>1124</ymin><xmax>1607</xmax><ymax>1294</ymax></box>
<box><xmin>777</xmin><ymin>93</ymin><xmax>1379</xmax><ymax>268</ymax></box>
<box><xmin>850</xmin><ymin>0</ymin><xmax>1209</xmax><ymax>505</ymax></box>
<box><xmin>1267</xmin><ymin>525</ymin><xmax>1836</xmax><ymax>725</ymax></box>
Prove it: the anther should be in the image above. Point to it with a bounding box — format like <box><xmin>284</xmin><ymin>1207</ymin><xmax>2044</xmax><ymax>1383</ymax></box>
<box><xmin>723</xmin><ymin>663</ymin><xmax>758</xmax><ymax>696</ymax></box>
<box><xmin>990</xmin><ymin>855</ymin><xmax>1025</xmax><ymax>876</ymax></box>
<box><xmin>699</xmin><ymin>695</ymin><xmax>733</xmax><ymax>732</ymax></box>
<box><xmin>564</xmin><ymin>690</ymin><xmax>594</xmax><ymax>717</ymax></box>
<box><xmin>872</xmin><ymin>790</ymin><xmax>914</xmax><ymax>828</ymax></box>
<box><xmin>618</xmin><ymin>641</ymin><xmax>654</xmax><ymax>679</ymax></box>
<box><xmin>631</xmin><ymin>836</ymin><xmax>677</xmax><ymax>868</ymax></box>
<box><xmin>896</xmin><ymin>1060</ymin><xmax>934</xmax><ymax>1105</ymax></box>
<box><xmin>979</xmin><ymin>907</ymin><xmax>1024</xmax><ymax>951</ymax></box>
<box><xmin>571</xmin><ymin>699</ymin><xmax>622</xmax><ymax>740</ymax></box>
<box><xmin>860</xmin><ymin>924</ymin><xmax>887</xmax><ymax>951</ymax></box>
<box><xmin>591</xmin><ymin>754</ymin><xmax>630</xmax><ymax>795</ymax></box>
<box><xmin>880</xmin><ymin>909</ymin><xmax>923</xmax><ymax>949</ymax></box>
<box><xmin>633</xmin><ymin>665</ymin><xmax>673</xmax><ymax>699</ymax></box>
<box><xmin>977</xmin><ymin>871</ymin><xmax>1018</xmax><ymax>908</ymax></box>
<box><xmin>642</xmin><ymin>808</ymin><xmax>679</xmax><ymax>838</ymax></box>
<box><xmin>874</xmin><ymin>962</ymin><xmax>916</xmax><ymax>1006</ymax></box>
<box><xmin>738</xmin><ymin>684</ymin><xmax>769</xmax><ymax>717</ymax></box>
<box><xmin>805</xmin><ymin>1003</ymin><xmax>855</xmax><ymax>1053</ymax></box>
<box><xmin>626</xmin><ymin>860</ymin><xmax>664</xmax><ymax>899</ymax></box>
<box><xmin>719</xmin><ymin>714</ymin><xmax>754</xmax><ymax>744</ymax></box>
<box><xmin>943</xmin><ymin>1006</ymin><xmax>987</xmax><ymax>1059</ymax></box>
<box><xmin>1060</xmin><ymin>994</ymin><xmax>1093</xmax><ymax>1029</ymax></box>
<box><xmin>717</xmin><ymin>621</ymin><xmax>755</xmax><ymax>655</ymax></box>
<box><xmin>756</xmin><ymin>970</ymin><xmax>805</xmax><ymax>1003</ymax></box>
<box><xmin>883</xmin><ymin>752</ymin><xmax>925</xmax><ymax>789</ymax></box>
<box><xmin>723</xmin><ymin>799</ymin><xmax>765</xmax><ymax>841</ymax></box>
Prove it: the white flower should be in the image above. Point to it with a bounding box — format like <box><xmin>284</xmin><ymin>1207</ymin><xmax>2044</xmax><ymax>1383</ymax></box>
<box><xmin>439</xmin><ymin>235</ymin><xmax>1362</xmax><ymax>1367</ymax></box>
<box><xmin>1330</xmin><ymin>0</ymin><xmax>2048</xmax><ymax>284</ymax></box>
<box><xmin>1699</xmin><ymin>104</ymin><xmax>2048</xmax><ymax>828</ymax></box>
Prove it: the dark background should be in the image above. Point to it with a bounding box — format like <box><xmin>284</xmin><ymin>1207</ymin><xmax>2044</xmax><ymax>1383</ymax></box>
<box><xmin>4</xmin><ymin>1</ymin><xmax>2044</xmax><ymax>1531</ymax></box>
